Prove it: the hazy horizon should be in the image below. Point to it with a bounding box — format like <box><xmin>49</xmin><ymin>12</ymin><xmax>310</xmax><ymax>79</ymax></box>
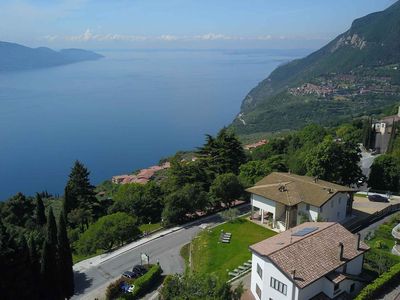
<box><xmin>0</xmin><ymin>0</ymin><xmax>395</xmax><ymax>50</ymax></box>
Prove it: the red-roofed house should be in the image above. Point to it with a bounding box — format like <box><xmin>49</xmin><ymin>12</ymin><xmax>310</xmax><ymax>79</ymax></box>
<box><xmin>249</xmin><ymin>222</ymin><xmax>369</xmax><ymax>300</ymax></box>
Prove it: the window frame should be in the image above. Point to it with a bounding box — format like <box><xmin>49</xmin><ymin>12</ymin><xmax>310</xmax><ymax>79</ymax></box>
<box><xmin>256</xmin><ymin>284</ymin><xmax>262</xmax><ymax>299</ymax></box>
<box><xmin>270</xmin><ymin>277</ymin><xmax>287</xmax><ymax>296</ymax></box>
<box><xmin>257</xmin><ymin>263</ymin><xmax>263</xmax><ymax>279</ymax></box>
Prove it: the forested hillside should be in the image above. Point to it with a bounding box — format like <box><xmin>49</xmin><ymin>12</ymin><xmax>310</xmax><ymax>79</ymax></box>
<box><xmin>232</xmin><ymin>1</ymin><xmax>400</xmax><ymax>134</ymax></box>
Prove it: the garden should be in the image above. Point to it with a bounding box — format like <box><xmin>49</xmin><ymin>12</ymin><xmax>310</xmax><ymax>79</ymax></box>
<box><xmin>187</xmin><ymin>217</ymin><xmax>276</xmax><ymax>280</ymax></box>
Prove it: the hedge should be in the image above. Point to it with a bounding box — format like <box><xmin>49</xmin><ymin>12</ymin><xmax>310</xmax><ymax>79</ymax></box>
<box><xmin>355</xmin><ymin>262</ymin><xmax>400</xmax><ymax>300</ymax></box>
<box><xmin>119</xmin><ymin>264</ymin><xmax>163</xmax><ymax>300</ymax></box>
<box><xmin>106</xmin><ymin>277</ymin><xmax>127</xmax><ymax>300</ymax></box>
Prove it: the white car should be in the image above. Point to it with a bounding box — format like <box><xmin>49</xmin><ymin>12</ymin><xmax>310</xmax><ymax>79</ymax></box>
<box><xmin>128</xmin><ymin>285</ymin><xmax>135</xmax><ymax>293</ymax></box>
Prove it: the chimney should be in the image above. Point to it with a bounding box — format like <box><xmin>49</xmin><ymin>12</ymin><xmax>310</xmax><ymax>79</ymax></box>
<box><xmin>338</xmin><ymin>242</ymin><xmax>344</xmax><ymax>261</ymax></box>
<box><xmin>355</xmin><ymin>233</ymin><xmax>361</xmax><ymax>250</ymax></box>
<box><xmin>291</xmin><ymin>269</ymin><xmax>296</xmax><ymax>280</ymax></box>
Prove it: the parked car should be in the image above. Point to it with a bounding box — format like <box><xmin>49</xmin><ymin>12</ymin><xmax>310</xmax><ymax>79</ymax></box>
<box><xmin>132</xmin><ymin>264</ymin><xmax>147</xmax><ymax>276</ymax></box>
<box><xmin>122</xmin><ymin>271</ymin><xmax>139</xmax><ymax>279</ymax></box>
<box><xmin>120</xmin><ymin>282</ymin><xmax>135</xmax><ymax>293</ymax></box>
<box><xmin>368</xmin><ymin>194</ymin><xmax>389</xmax><ymax>202</ymax></box>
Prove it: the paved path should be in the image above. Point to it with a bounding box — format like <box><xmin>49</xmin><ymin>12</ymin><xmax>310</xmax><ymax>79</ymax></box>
<box><xmin>73</xmin><ymin>204</ymin><xmax>250</xmax><ymax>300</ymax></box>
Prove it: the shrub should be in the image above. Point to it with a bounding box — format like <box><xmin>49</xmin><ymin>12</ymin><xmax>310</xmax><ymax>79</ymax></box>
<box><xmin>119</xmin><ymin>264</ymin><xmax>162</xmax><ymax>299</ymax></box>
<box><xmin>355</xmin><ymin>263</ymin><xmax>400</xmax><ymax>299</ymax></box>
<box><xmin>364</xmin><ymin>248</ymin><xmax>400</xmax><ymax>275</ymax></box>
<box><xmin>374</xmin><ymin>240</ymin><xmax>388</xmax><ymax>249</ymax></box>
<box><xmin>106</xmin><ymin>277</ymin><xmax>126</xmax><ymax>300</ymax></box>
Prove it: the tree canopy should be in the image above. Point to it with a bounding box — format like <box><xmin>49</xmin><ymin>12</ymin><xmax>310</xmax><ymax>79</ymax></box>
<box><xmin>111</xmin><ymin>182</ymin><xmax>164</xmax><ymax>223</ymax></box>
<box><xmin>368</xmin><ymin>154</ymin><xmax>400</xmax><ymax>192</ymax></box>
<box><xmin>306</xmin><ymin>138</ymin><xmax>364</xmax><ymax>186</ymax></box>
<box><xmin>76</xmin><ymin>212</ymin><xmax>140</xmax><ymax>255</ymax></box>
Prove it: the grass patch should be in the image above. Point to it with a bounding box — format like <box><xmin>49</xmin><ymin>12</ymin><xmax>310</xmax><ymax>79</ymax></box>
<box><xmin>355</xmin><ymin>193</ymin><xmax>368</xmax><ymax>198</ymax></box>
<box><xmin>190</xmin><ymin>218</ymin><xmax>276</xmax><ymax>281</ymax></box>
<box><xmin>180</xmin><ymin>243</ymin><xmax>190</xmax><ymax>270</ymax></box>
<box><xmin>73</xmin><ymin>249</ymin><xmax>104</xmax><ymax>264</ymax></box>
<box><xmin>139</xmin><ymin>222</ymin><xmax>162</xmax><ymax>233</ymax></box>
<box><xmin>365</xmin><ymin>213</ymin><xmax>400</xmax><ymax>254</ymax></box>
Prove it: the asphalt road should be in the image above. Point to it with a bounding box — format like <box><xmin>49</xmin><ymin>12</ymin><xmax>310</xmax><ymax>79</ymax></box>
<box><xmin>358</xmin><ymin>150</ymin><xmax>378</xmax><ymax>191</ymax></box>
<box><xmin>73</xmin><ymin>205</ymin><xmax>250</xmax><ymax>299</ymax></box>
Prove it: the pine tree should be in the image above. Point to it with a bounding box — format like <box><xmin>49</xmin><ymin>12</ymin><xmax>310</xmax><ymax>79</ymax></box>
<box><xmin>35</xmin><ymin>193</ymin><xmax>46</xmax><ymax>226</ymax></box>
<box><xmin>57</xmin><ymin>211</ymin><xmax>75</xmax><ymax>299</ymax></box>
<box><xmin>64</xmin><ymin>161</ymin><xmax>98</xmax><ymax>220</ymax></box>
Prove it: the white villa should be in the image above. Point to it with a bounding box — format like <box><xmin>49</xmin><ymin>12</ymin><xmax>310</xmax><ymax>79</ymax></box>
<box><xmin>247</xmin><ymin>172</ymin><xmax>355</xmax><ymax>232</ymax></box>
<box><xmin>249</xmin><ymin>222</ymin><xmax>369</xmax><ymax>300</ymax></box>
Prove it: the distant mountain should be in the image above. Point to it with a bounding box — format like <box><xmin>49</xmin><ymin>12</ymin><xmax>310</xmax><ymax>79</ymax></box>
<box><xmin>232</xmin><ymin>1</ymin><xmax>400</xmax><ymax>135</ymax></box>
<box><xmin>0</xmin><ymin>41</ymin><xmax>103</xmax><ymax>72</ymax></box>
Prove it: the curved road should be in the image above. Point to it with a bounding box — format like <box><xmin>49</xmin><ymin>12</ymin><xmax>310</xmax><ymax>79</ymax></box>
<box><xmin>73</xmin><ymin>205</ymin><xmax>250</xmax><ymax>299</ymax></box>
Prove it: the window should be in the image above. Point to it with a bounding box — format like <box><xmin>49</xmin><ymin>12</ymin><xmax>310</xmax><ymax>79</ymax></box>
<box><xmin>350</xmin><ymin>283</ymin><xmax>355</xmax><ymax>293</ymax></box>
<box><xmin>337</xmin><ymin>212</ymin><xmax>341</xmax><ymax>219</ymax></box>
<box><xmin>320</xmin><ymin>206</ymin><xmax>323</xmax><ymax>213</ymax></box>
<box><xmin>256</xmin><ymin>284</ymin><xmax>262</xmax><ymax>299</ymax></box>
<box><xmin>331</xmin><ymin>200</ymin><xmax>334</xmax><ymax>208</ymax></box>
<box><xmin>306</xmin><ymin>204</ymin><xmax>310</xmax><ymax>210</ymax></box>
<box><xmin>270</xmin><ymin>277</ymin><xmax>287</xmax><ymax>295</ymax></box>
<box><xmin>257</xmin><ymin>263</ymin><xmax>263</xmax><ymax>279</ymax></box>
<box><xmin>338</xmin><ymin>197</ymin><xmax>341</xmax><ymax>204</ymax></box>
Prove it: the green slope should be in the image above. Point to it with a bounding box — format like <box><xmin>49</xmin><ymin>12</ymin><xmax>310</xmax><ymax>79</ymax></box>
<box><xmin>233</xmin><ymin>1</ymin><xmax>400</xmax><ymax>135</ymax></box>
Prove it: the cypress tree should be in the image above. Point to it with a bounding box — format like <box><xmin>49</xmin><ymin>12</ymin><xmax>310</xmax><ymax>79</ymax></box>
<box><xmin>41</xmin><ymin>208</ymin><xmax>61</xmax><ymax>300</ymax></box>
<box><xmin>35</xmin><ymin>193</ymin><xmax>46</xmax><ymax>226</ymax></box>
<box><xmin>57</xmin><ymin>211</ymin><xmax>75</xmax><ymax>299</ymax></box>
<box><xmin>47</xmin><ymin>207</ymin><xmax>57</xmax><ymax>245</ymax></box>
<box><xmin>28</xmin><ymin>237</ymin><xmax>41</xmax><ymax>299</ymax></box>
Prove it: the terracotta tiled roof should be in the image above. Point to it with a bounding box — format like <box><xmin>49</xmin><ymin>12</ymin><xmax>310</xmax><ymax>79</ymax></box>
<box><xmin>249</xmin><ymin>222</ymin><xmax>369</xmax><ymax>289</ymax></box>
<box><xmin>246</xmin><ymin>172</ymin><xmax>355</xmax><ymax>207</ymax></box>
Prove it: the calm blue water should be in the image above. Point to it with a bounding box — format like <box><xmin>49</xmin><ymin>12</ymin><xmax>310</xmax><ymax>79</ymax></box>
<box><xmin>0</xmin><ymin>49</ymin><xmax>308</xmax><ymax>200</ymax></box>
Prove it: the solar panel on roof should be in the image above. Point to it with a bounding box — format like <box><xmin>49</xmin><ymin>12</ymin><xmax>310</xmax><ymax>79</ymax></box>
<box><xmin>292</xmin><ymin>227</ymin><xmax>318</xmax><ymax>236</ymax></box>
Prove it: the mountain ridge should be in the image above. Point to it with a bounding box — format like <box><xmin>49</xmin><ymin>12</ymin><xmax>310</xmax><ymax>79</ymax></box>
<box><xmin>0</xmin><ymin>41</ymin><xmax>103</xmax><ymax>72</ymax></box>
<box><xmin>233</xmin><ymin>1</ymin><xmax>400</xmax><ymax>134</ymax></box>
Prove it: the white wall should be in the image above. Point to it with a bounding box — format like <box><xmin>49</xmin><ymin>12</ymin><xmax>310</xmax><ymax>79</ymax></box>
<box><xmin>252</xmin><ymin>194</ymin><xmax>277</xmax><ymax>218</ymax></box>
<box><xmin>346</xmin><ymin>254</ymin><xmax>364</xmax><ymax>275</ymax></box>
<box><xmin>297</xmin><ymin>203</ymin><xmax>319</xmax><ymax>225</ymax></box>
<box><xmin>319</xmin><ymin>193</ymin><xmax>349</xmax><ymax>223</ymax></box>
<box><xmin>298</xmin><ymin>277</ymin><xmax>333</xmax><ymax>300</ymax></box>
<box><xmin>251</xmin><ymin>252</ymin><xmax>296</xmax><ymax>300</ymax></box>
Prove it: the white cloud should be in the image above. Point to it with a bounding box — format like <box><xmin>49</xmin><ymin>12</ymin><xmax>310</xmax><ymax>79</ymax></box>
<box><xmin>43</xmin><ymin>30</ymin><xmax>329</xmax><ymax>43</ymax></box>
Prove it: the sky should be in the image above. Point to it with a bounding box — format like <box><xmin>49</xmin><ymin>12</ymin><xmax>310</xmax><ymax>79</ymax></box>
<box><xmin>0</xmin><ymin>0</ymin><xmax>396</xmax><ymax>49</ymax></box>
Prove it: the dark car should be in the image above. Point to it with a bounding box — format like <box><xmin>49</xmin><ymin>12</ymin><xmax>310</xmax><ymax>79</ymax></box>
<box><xmin>122</xmin><ymin>271</ymin><xmax>139</xmax><ymax>279</ymax></box>
<box><xmin>368</xmin><ymin>194</ymin><xmax>389</xmax><ymax>202</ymax></box>
<box><xmin>132</xmin><ymin>265</ymin><xmax>147</xmax><ymax>276</ymax></box>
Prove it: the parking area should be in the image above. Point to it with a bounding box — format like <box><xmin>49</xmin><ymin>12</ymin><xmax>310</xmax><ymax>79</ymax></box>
<box><xmin>353</xmin><ymin>195</ymin><xmax>393</xmax><ymax>215</ymax></box>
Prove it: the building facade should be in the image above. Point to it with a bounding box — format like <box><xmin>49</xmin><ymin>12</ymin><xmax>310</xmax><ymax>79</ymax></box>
<box><xmin>248</xmin><ymin>172</ymin><xmax>355</xmax><ymax>232</ymax></box>
<box><xmin>250</xmin><ymin>222</ymin><xmax>369</xmax><ymax>300</ymax></box>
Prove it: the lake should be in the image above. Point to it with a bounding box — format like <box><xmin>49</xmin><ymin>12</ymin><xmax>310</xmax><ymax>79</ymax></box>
<box><xmin>0</xmin><ymin>48</ymin><xmax>309</xmax><ymax>200</ymax></box>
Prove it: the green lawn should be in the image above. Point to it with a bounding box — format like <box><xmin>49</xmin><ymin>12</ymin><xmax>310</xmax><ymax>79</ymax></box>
<box><xmin>365</xmin><ymin>214</ymin><xmax>400</xmax><ymax>253</ymax></box>
<box><xmin>190</xmin><ymin>218</ymin><xmax>276</xmax><ymax>280</ymax></box>
<box><xmin>73</xmin><ymin>249</ymin><xmax>104</xmax><ymax>264</ymax></box>
<box><xmin>139</xmin><ymin>222</ymin><xmax>162</xmax><ymax>233</ymax></box>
